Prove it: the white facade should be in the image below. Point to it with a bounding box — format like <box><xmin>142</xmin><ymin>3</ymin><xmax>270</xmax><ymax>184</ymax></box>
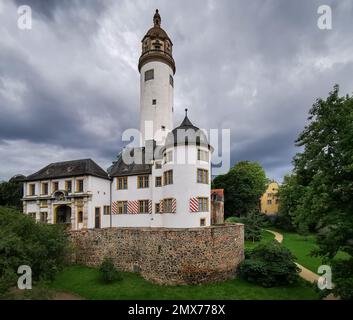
<box><xmin>22</xmin><ymin>175</ymin><xmax>110</xmax><ymax>230</ymax></box>
<box><xmin>140</xmin><ymin>61</ymin><xmax>174</xmax><ymax>145</ymax></box>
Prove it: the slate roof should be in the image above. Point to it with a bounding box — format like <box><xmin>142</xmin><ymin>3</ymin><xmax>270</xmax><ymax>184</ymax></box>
<box><xmin>164</xmin><ymin>112</ymin><xmax>210</xmax><ymax>149</ymax></box>
<box><xmin>109</xmin><ymin>147</ymin><xmax>153</xmax><ymax>177</ymax></box>
<box><xmin>24</xmin><ymin>159</ymin><xmax>109</xmax><ymax>181</ymax></box>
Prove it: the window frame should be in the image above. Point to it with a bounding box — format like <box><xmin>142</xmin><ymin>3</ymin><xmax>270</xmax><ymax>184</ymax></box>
<box><xmin>116</xmin><ymin>201</ymin><xmax>128</xmax><ymax>214</ymax></box>
<box><xmin>103</xmin><ymin>205</ymin><xmax>111</xmax><ymax>215</ymax></box>
<box><xmin>198</xmin><ymin>197</ymin><xmax>209</xmax><ymax>212</ymax></box>
<box><xmin>28</xmin><ymin>183</ymin><xmax>36</xmax><ymax>196</ymax></box>
<box><xmin>76</xmin><ymin>179</ymin><xmax>84</xmax><ymax>193</ymax></box>
<box><xmin>138</xmin><ymin>200</ymin><xmax>149</xmax><ymax>214</ymax></box>
<box><xmin>145</xmin><ymin>69</ymin><xmax>154</xmax><ymax>81</ymax></box>
<box><xmin>65</xmin><ymin>180</ymin><xmax>72</xmax><ymax>193</ymax></box>
<box><xmin>41</xmin><ymin>182</ymin><xmax>49</xmax><ymax>195</ymax></box>
<box><xmin>117</xmin><ymin>177</ymin><xmax>128</xmax><ymax>190</ymax></box>
<box><xmin>163</xmin><ymin>170</ymin><xmax>173</xmax><ymax>186</ymax></box>
<box><xmin>163</xmin><ymin>198</ymin><xmax>173</xmax><ymax>213</ymax></box>
<box><xmin>197</xmin><ymin>169</ymin><xmax>209</xmax><ymax>184</ymax></box>
<box><xmin>137</xmin><ymin>175</ymin><xmax>149</xmax><ymax>189</ymax></box>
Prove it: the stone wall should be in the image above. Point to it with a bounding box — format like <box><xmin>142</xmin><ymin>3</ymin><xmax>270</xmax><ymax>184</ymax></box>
<box><xmin>69</xmin><ymin>224</ymin><xmax>244</xmax><ymax>285</ymax></box>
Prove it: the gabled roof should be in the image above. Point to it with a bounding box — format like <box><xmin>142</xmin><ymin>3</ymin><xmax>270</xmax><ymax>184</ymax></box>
<box><xmin>24</xmin><ymin>159</ymin><xmax>109</xmax><ymax>181</ymax></box>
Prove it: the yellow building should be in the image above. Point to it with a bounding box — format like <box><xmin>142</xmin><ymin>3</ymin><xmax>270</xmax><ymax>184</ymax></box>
<box><xmin>260</xmin><ymin>181</ymin><xmax>280</xmax><ymax>215</ymax></box>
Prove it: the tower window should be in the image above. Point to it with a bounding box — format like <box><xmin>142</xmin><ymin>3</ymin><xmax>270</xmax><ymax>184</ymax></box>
<box><xmin>145</xmin><ymin>69</ymin><xmax>154</xmax><ymax>81</ymax></box>
<box><xmin>169</xmin><ymin>75</ymin><xmax>174</xmax><ymax>87</ymax></box>
<box><xmin>152</xmin><ymin>99</ymin><xmax>157</xmax><ymax>105</ymax></box>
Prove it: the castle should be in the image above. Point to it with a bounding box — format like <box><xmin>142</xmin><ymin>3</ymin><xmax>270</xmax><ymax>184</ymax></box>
<box><xmin>22</xmin><ymin>10</ymin><xmax>213</xmax><ymax>230</ymax></box>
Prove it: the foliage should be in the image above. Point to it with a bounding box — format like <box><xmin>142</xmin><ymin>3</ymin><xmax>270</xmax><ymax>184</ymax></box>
<box><xmin>213</xmin><ymin>161</ymin><xmax>267</xmax><ymax>217</ymax></box>
<box><xmin>239</xmin><ymin>210</ymin><xmax>268</xmax><ymax>242</ymax></box>
<box><xmin>99</xmin><ymin>258</ymin><xmax>121</xmax><ymax>284</ymax></box>
<box><xmin>0</xmin><ymin>207</ymin><xmax>69</xmax><ymax>294</ymax></box>
<box><xmin>0</xmin><ymin>179</ymin><xmax>23</xmax><ymax>210</ymax></box>
<box><xmin>240</xmin><ymin>241</ymin><xmax>300</xmax><ymax>287</ymax></box>
<box><xmin>330</xmin><ymin>258</ymin><xmax>353</xmax><ymax>300</ymax></box>
<box><xmin>286</xmin><ymin>85</ymin><xmax>353</xmax><ymax>298</ymax></box>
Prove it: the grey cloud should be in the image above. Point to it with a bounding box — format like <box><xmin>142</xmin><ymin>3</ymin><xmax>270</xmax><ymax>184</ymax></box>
<box><xmin>1</xmin><ymin>0</ymin><xmax>353</xmax><ymax>181</ymax></box>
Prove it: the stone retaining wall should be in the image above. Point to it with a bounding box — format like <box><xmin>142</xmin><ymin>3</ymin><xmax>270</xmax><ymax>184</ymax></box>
<box><xmin>69</xmin><ymin>224</ymin><xmax>244</xmax><ymax>285</ymax></box>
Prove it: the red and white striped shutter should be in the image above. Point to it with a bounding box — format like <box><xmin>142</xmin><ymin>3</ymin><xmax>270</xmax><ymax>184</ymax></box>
<box><xmin>160</xmin><ymin>200</ymin><xmax>164</xmax><ymax>213</ymax></box>
<box><xmin>128</xmin><ymin>200</ymin><xmax>138</xmax><ymax>214</ymax></box>
<box><xmin>111</xmin><ymin>201</ymin><xmax>118</xmax><ymax>214</ymax></box>
<box><xmin>149</xmin><ymin>200</ymin><xmax>152</xmax><ymax>214</ymax></box>
<box><xmin>189</xmin><ymin>197</ymin><xmax>199</xmax><ymax>213</ymax></box>
<box><xmin>172</xmin><ymin>198</ymin><xmax>176</xmax><ymax>213</ymax></box>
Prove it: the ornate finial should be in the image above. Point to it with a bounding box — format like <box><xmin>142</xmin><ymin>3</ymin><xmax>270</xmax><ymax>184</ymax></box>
<box><xmin>153</xmin><ymin>9</ymin><xmax>161</xmax><ymax>27</ymax></box>
<box><xmin>185</xmin><ymin>108</ymin><xmax>188</xmax><ymax>117</ymax></box>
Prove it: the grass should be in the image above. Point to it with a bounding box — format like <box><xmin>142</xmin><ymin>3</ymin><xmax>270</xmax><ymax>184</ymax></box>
<box><xmin>268</xmin><ymin>228</ymin><xmax>349</xmax><ymax>273</ymax></box>
<box><xmin>48</xmin><ymin>265</ymin><xmax>319</xmax><ymax>300</ymax></box>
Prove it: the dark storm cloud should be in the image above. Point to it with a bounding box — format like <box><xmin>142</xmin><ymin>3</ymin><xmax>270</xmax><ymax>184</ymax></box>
<box><xmin>1</xmin><ymin>0</ymin><xmax>353</xmax><ymax>181</ymax></box>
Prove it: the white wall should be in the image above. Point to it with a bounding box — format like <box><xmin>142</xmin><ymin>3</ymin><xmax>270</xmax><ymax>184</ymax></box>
<box><xmin>140</xmin><ymin>61</ymin><xmax>174</xmax><ymax>145</ymax></box>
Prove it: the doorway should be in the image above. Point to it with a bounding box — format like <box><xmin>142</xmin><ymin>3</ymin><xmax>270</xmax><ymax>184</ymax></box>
<box><xmin>95</xmin><ymin>207</ymin><xmax>101</xmax><ymax>229</ymax></box>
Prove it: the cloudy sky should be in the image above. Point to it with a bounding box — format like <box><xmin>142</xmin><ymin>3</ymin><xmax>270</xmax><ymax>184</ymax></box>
<box><xmin>0</xmin><ymin>0</ymin><xmax>353</xmax><ymax>182</ymax></box>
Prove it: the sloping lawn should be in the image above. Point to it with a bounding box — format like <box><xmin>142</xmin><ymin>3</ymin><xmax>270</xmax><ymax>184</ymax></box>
<box><xmin>271</xmin><ymin>229</ymin><xmax>349</xmax><ymax>273</ymax></box>
<box><xmin>49</xmin><ymin>265</ymin><xmax>319</xmax><ymax>300</ymax></box>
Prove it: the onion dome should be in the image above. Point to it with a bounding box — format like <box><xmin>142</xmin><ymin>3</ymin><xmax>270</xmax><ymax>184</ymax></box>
<box><xmin>138</xmin><ymin>9</ymin><xmax>176</xmax><ymax>74</ymax></box>
<box><xmin>164</xmin><ymin>109</ymin><xmax>211</xmax><ymax>150</ymax></box>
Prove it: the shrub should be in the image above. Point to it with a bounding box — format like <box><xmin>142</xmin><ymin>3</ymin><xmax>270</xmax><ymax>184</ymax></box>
<box><xmin>239</xmin><ymin>241</ymin><xmax>300</xmax><ymax>287</ymax></box>
<box><xmin>99</xmin><ymin>258</ymin><xmax>121</xmax><ymax>284</ymax></box>
<box><xmin>0</xmin><ymin>206</ymin><xmax>69</xmax><ymax>294</ymax></box>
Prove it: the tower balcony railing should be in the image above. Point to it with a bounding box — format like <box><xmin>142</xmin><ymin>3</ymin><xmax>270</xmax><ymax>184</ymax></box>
<box><xmin>138</xmin><ymin>49</ymin><xmax>176</xmax><ymax>73</ymax></box>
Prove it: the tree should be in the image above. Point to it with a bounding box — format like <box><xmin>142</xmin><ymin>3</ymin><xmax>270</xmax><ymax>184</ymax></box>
<box><xmin>292</xmin><ymin>85</ymin><xmax>353</xmax><ymax>299</ymax></box>
<box><xmin>213</xmin><ymin>161</ymin><xmax>267</xmax><ymax>217</ymax></box>
<box><xmin>0</xmin><ymin>175</ymin><xmax>24</xmax><ymax>210</ymax></box>
<box><xmin>0</xmin><ymin>207</ymin><xmax>69</xmax><ymax>294</ymax></box>
<box><xmin>240</xmin><ymin>209</ymin><xmax>267</xmax><ymax>242</ymax></box>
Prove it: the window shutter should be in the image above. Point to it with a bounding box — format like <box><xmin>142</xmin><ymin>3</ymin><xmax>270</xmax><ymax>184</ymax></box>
<box><xmin>189</xmin><ymin>198</ymin><xmax>199</xmax><ymax>213</ymax></box>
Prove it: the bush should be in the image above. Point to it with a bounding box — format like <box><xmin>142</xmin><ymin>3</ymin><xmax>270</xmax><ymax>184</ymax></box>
<box><xmin>239</xmin><ymin>241</ymin><xmax>300</xmax><ymax>287</ymax></box>
<box><xmin>99</xmin><ymin>258</ymin><xmax>121</xmax><ymax>284</ymax></box>
<box><xmin>0</xmin><ymin>207</ymin><xmax>69</xmax><ymax>294</ymax></box>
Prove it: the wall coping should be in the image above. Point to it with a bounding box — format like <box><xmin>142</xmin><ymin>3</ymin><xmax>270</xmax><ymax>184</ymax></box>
<box><xmin>69</xmin><ymin>223</ymin><xmax>243</xmax><ymax>234</ymax></box>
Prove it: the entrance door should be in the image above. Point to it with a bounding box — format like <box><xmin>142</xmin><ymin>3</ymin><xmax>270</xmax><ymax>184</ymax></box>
<box><xmin>95</xmin><ymin>207</ymin><xmax>101</xmax><ymax>229</ymax></box>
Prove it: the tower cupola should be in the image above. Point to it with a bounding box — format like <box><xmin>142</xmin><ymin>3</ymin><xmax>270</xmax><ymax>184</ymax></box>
<box><xmin>138</xmin><ymin>9</ymin><xmax>176</xmax><ymax>74</ymax></box>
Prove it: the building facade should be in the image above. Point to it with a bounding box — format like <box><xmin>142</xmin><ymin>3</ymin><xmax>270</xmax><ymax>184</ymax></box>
<box><xmin>22</xmin><ymin>10</ymin><xmax>213</xmax><ymax>230</ymax></box>
<box><xmin>260</xmin><ymin>181</ymin><xmax>280</xmax><ymax>215</ymax></box>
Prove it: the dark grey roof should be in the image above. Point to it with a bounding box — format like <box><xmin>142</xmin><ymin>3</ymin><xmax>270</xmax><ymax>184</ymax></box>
<box><xmin>164</xmin><ymin>112</ymin><xmax>210</xmax><ymax>149</ymax></box>
<box><xmin>109</xmin><ymin>147</ymin><xmax>153</xmax><ymax>177</ymax></box>
<box><xmin>24</xmin><ymin>159</ymin><xmax>109</xmax><ymax>181</ymax></box>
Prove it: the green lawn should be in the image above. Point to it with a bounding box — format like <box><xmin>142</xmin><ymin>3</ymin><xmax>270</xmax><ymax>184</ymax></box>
<box><xmin>269</xmin><ymin>229</ymin><xmax>349</xmax><ymax>273</ymax></box>
<box><xmin>48</xmin><ymin>265</ymin><xmax>319</xmax><ymax>300</ymax></box>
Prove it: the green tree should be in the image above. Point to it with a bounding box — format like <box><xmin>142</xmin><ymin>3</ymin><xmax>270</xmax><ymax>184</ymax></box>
<box><xmin>240</xmin><ymin>209</ymin><xmax>267</xmax><ymax>242</ymax></box>
<box><xmin>0</xmin><ymin>207</ymin><xmax>69</xmax><ymax>294</ymax></box>
<box><xmin>293</xmin><ymin>85</ymin><xmax>353</xmax><ymax>299</ymax></box>
<box><xmin>0</xmin><ymin>176</ymin><xmax>24</xmax><ymax>210</ymax></box>
<box><xmin>213</xmin><ymin>161</ymin><xmax>267</xmax><ymax>217</ymax></box>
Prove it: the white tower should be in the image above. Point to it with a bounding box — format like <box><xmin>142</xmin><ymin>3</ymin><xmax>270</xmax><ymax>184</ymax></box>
<box><xmin>138</xmin><ymin>10</ymin><xmax>176</xmax><ymax>146</ymax></box>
